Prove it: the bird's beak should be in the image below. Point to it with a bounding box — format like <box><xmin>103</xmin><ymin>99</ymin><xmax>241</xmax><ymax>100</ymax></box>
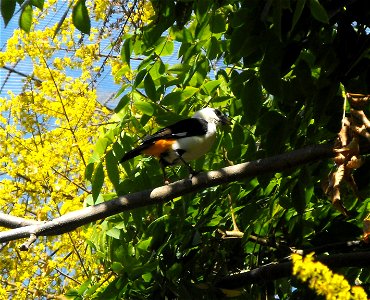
<box><xmin>220</xmin><ymin>114</ymin><xmax>232</xmax><ymax>126</ymax></box>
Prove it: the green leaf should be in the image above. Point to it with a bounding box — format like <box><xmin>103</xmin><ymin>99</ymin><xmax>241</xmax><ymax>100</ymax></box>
<box><xmin>77</xmin><ymin>278</ymin><xmax>92</xmax><ymax>295</ymax></box>
<box><xmin>134</xmin><ymin>100</ymin><xmax>154</xmax><ymax>116</ymax></box>
<box><xmin>84</xmin><ymin>281</ymin><xmax>102</xmax><ymax>297</ymax></box>
<box><xmin>309</xmin><ymin>0</ymin><xmax>329</xmax><ymax>24</ymax></box>
<box><xmin>195</xmin><ymin>22</ymin><xmax>212</xmax><ymax>41</ymax></box>
<box><xmin>201</xmin><ymin>80</ymin><xmax>220</xmax><ymax>96</ymax></box>
<box><xmin>114</xmin><ymin>94</ymin><xmax>130</xmax><ymax>113</ymax></box>
<box><xmin>291</xmin><ymin>0</ymin><xmax>306</xmax><ymax>33</ymax></box>
<box><xmin>19</xmin><ymin>4</ymin><xmax>32</xmax><ymax>33</ymax></box>
<box><xmin>292</xmin><ymin>181</ymin><xmax>306</xmax><ymax>214</ymax></box>
<box><xmin>95</xmin><ymin>278</ymin><xmax>120</xmax><ymax>298</ymax></box>
<box><xmin>144</xmin><ymin>73</ymin><xmax>157</xmax><ymax>101</ymax></box>
<box><xmin>161</xmin><ymin>86</ymin><xmax>199</xmax><ymax>106</ymax></box>
<box><xmin>111</xmin><ymin>262</ymin><xmax>124</xmax><ymax>273</ymax></box>
<box><xmin>106</xmin><ymin>227</ymin><xmax>121</xmax><ymax>239</ymax></box>
<box><xmin>94</xmin><ymin>136</ymin><xmax>110</xmax><ymax>157</ymax></box>
<box><xmin>170</xmin><ymin>26</ymin><xmax>193</xmax><ymax>43</ymax></box>
<box><xmin>121</xmin><ymin>37</ymin><xmax>133</xmax><ymax>67</ymax></box>
<box><xmin>64</xmin><ymin>289</ymin><xmax>80</xmax><ymax>297</ymax></box>
<box><xmin>272</xmin><ymin>0</ymin><xmax>282</xmax><ymax>41</ymax></box>
<box><xmin>85</xmin><ymin>162</ymin><xmax>95</xmax><ymax>181</ymax></box>
<box><xmin>149</xmin><ymin>60</ymin><xmax>166</xmax><ymax>80</ymax></box>
<box><xmin>241</xmin><ymin>75</ymin><xmax>263</xmax><ymax>125</ymax></box>
<box><xmin>1</xmin><ymin>0</ymin><xmax>16</xmax><ymax>26</ymax></box>
<box><xmin>206</xmin><ymin>36</ymin><xmax>221</xmax><ymax>60</ymax></box>
<box><xmin>92</xmin><ymin>162</ymin><xmax>104</xmax><ymax>201</ymax></box>
<box><xmin>113</xmin><ymin>141</ymin><xmax>125</xmax><ymax>162</ymax></box>
<box><xmin>256</xmin><ymin>110</ymin><xmax>287</xmax><ymax>155</ymax></box>
<box><xmin>155</xmin><ymin>39</ymin><xmax>174</xmax><ymax>56</ymax></box>
<box><xmin>225</xmin><ymin>130</ymin><xmax>240</xmax><ymax>161</ymax></box>
<box><xmin>207</xmin><ymin>215</ymin><xmax>223</xmax><ymax>226</ymax></box>
<box><xmin>230</xmin><ymin>31</ymin><xmax>261</xmax><ymax>64</ymax></box>
<box><xmin>137</xmin><ymin>237</ymin><xmax>152</xmax><ymax>251</ymax></box>
<box><xmin>210</xmin><ymin>12</ymin><xmax>226</xmax><ymax>33</ymax></box>
<box><xmin>168</xmin><ymin>63</ymin><xmax>191</xmax><ymax>74</ymax></box>
<box><xmin>84</xmin><ymin>194</ymin><xmax>93</xmax><ymax>206</ymax></box>
<box><xmin>105</xmin><ymin>150</ymin><xmax>120</xmax><ymax>192</ymax></box>
<box><xmin>133</xmin><ymin>37</ymin><xmax>143</xmax><ymax>55</ymax></box>
<box><xmin>229</xmin><ymin>70</ymin><xmax>255</xmax><ymax>99</ymax></box>
<box><xmin>143</xmin><ymin>5</ymin><xmax>175</xmax><ymax>48</ymax></box>
<box><xmin>137</xmin><ymin>55</ymin><xmax>155</xmax><ymax>72</ymax></box>
<box><xmin>196</xmin><ymin>0</ymin><xmax>211</xmax><ymax>19</ymax></box>
<box><xmin>166</xmin><ymin>262</ymin><xmax>183</xmax><ymax>280</ymax></box>
<box><xmin>72</xmin><ymin>0</ymin><xmax>91</xmax><ymax>34</ymax></box>
<box><xmin>30</xmin><ymin>0</ymin><xmax>44</xmax><ymax>10</ymax></box>
<box><xmin>133</xmin><ymin>69</ymin><xmax>147</xmax><ymax>89</ymax></box>
<box><xmin>260</xmin><ymin>57</ymin><xmax>282</xmax><ymax>96</ymax></box>
<box><xmin>142</xmin><ymin>272</ymin><xmax>153</xmax><ymax>283</ymax></box>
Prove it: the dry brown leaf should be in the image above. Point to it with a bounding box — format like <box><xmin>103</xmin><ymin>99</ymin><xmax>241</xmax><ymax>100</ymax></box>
<box><xmin>333</xmin><ymin>152</ymin><xmax>346</xmax><ymax>165</ymax></box>
<box><xmin>347</xmin><ymin>93</ymin><xmax>370</xmax><ymax>110</ymax></box>
<box><xmin>333</xmin><ymin>164</ymin><xmax>345</xmax><ymax>187</ymax></box>
<box><xmin>350</xmin><ymin>124</ymin><xmax>370</xmax><ymax>142</ymax></box>
<box><xmin>325</xmin><ymin>93</ymin><xmax>369</xmax><ymax>216</ymax></box>
<box><xmin>331</xmin><ymin>191</ymin><xmax>349</xmax><ymax>216</ymax></box>
<box><xmin>363</xmin><ymin>214</ymin><xmax>370</xmax><ymax>243</ymax></box>
<box><xmin>338</xmin><ymin>122</ymin><xmax>350</xmax><ymax>146</ymax></box>
<box><xmin>346</xmin><ymin>155</ymin><xmax>363</xmax><ymax>169</ymax></box>
<box><xmin>323</xmin><ymin>168</ymin><xmax>348</xmax><ymax>216</ymax></box>
<box><xmin>346</xmin><ymin>136</ymin><xmax>360</xmax><ymax>155</ymax></box>
<box><xmin>351</xmin><ymin>109</ymin><xmax>370</xmax><ymax>128</ymax></box>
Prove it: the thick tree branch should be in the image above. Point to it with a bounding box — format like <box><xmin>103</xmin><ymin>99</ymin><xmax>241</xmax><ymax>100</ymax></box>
<box><xmin>215</xmin><ymin>251</ymin><xmax>370</xmax><ymax>289</ymax></box>
<box><xmin>0</xmin><ymin>213</ymin><xmax>42</xmax><ymax>228</ymax></box>
<box><xmin>0</xmin><ymin>144</ymin><xmax>334</xmax><ymax>244</ymax></box>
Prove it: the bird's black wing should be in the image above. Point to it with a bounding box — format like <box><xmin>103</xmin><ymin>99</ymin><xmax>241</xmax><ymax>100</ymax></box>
<box><xmin>120</xmin><ymin>118</ymin><xmax>208</xmax><ymax>163</ymax></box>
<box><xmin>142</xmin><ymin>118</ymin><xmax>208</xmax><ymax>143</ymax></box>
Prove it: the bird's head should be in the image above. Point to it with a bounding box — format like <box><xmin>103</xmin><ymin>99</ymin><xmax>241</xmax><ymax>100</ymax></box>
<box><xmin>192</xmin><ymin>107</ymin><xmax>231</xmax><ymax>126</ymax></box>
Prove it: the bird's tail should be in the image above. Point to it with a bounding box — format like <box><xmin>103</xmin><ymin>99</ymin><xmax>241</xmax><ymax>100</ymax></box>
<box><xmin>120</xmin><ymin>144</ymin><xmax>149</xmax><ymax>163</ymax></box>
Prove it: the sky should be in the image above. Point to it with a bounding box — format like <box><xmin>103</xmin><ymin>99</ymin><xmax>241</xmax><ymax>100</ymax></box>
<box><xmin>0</xmin><ymin>2</ymin><xmax>223</xmax><ymax>108</ymax></box>
<box><xmin>0</xmin><ymin>3</ymin><xmax>124</xmax><ymax>106</ymax></box>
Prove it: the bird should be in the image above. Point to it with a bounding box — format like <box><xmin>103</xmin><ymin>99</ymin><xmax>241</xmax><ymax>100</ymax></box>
<box><xmin>120</xmin><ymin>107</ymin><xmax>231</xmax><ymax>180</ymax></box>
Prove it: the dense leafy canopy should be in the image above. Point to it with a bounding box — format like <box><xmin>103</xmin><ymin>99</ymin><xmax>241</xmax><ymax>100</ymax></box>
<box><xmin>82</xmin><ymin>0</ymin><xmax>370</xmax><ymax>298</ymax></box>
<box><xmin>1</xmin><ymin>0</ymin><xmax>370</xmax><ymax>299</ymax></box>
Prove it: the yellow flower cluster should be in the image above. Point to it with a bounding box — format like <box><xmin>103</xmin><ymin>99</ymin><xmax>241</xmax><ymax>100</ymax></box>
<box><xmin>292</xmin><ymin>253</ymin><xmax>368</xmax><ymax>300</ymax></box>
<box><xmin>0</xmin><ymin>0</ymin><xmax>156</xmax><ymax>297</ymax></box>
<box><xmin>139</xmin><ymin>0</ymin><xmax>155</xmax><ymax>25</ymax></box>
<box><xmin>0</xmin><ymin>2</ymin><xmax>114</xmax><ymax>299</ymax></box>
<box><xmin>110</xmin><ymin>58</ymin><xmax>133</xmax><ymax>83</ymax></box>
<box><xmin>0</xmin><ymin>30</ymin><xmax>26</xmax><ymax>65</ymax></box>
<box><xmin>93</xmin><ymin>0</ymin><xmax>111</xmax><ymax>20</ymax></box>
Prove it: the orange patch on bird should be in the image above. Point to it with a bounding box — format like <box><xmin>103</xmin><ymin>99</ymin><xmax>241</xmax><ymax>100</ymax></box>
<box><xmin>142</xmin><ymin>139</ymin><xmax>175</xmax><ymax>157</ymax></box>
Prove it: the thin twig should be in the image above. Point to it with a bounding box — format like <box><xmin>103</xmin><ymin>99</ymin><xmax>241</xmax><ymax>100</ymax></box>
<box><xmin>39</xmin><ymin>54</ymin><xmax>87</xmax><ymax>166</ymax></box>
<box><xmin>19</xmin><ymin>233</ymin><xmax>37</xmax><ymax>251</ymax></box>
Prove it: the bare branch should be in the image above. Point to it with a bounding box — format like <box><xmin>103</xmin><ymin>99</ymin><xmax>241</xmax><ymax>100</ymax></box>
<box><xmin>0</xmin><ymin>144</ymin><xmax>335</xmax><ymax>244</ymax></box>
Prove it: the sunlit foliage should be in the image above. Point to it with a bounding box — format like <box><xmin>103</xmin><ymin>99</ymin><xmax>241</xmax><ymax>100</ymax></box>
<box><xmin>0</xmin><ymin>0</ymin><xmax>153</xmax><ymax>298</ymax></box>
